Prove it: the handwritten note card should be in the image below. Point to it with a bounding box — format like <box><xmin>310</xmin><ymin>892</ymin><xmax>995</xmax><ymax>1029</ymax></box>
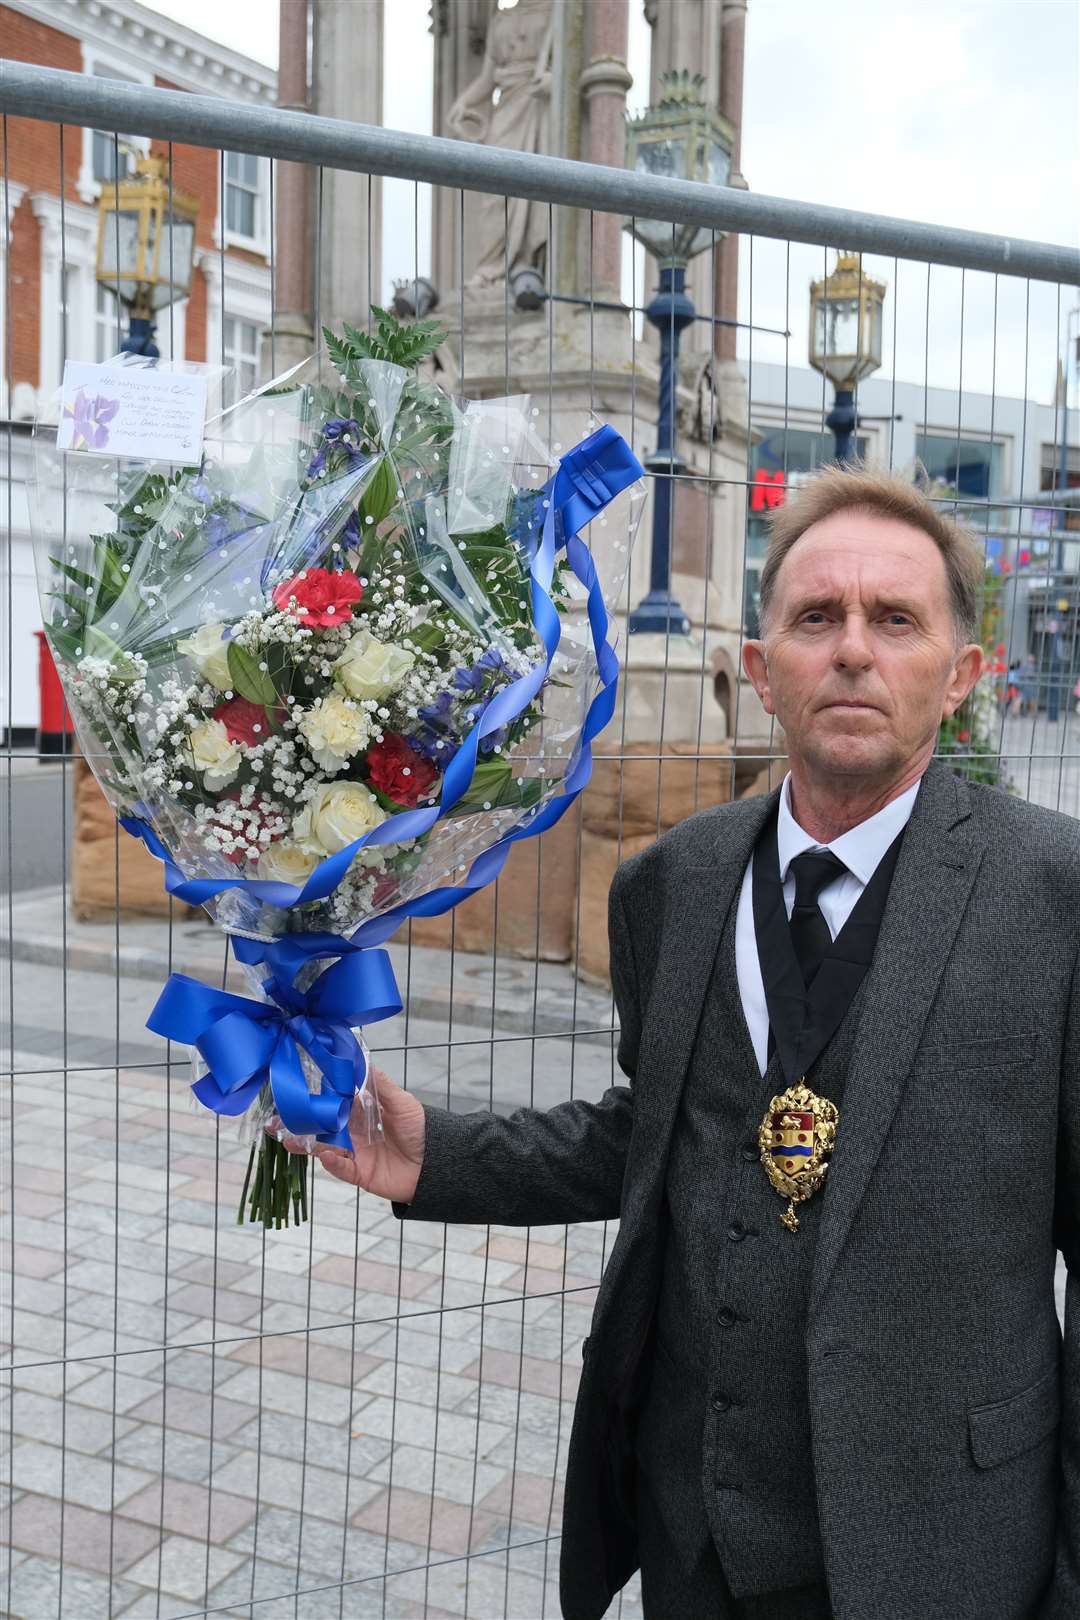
<box><xmin>57</xmin><ymin>360</ymin><xmax>207</xmax><ymax>463</ymax></box>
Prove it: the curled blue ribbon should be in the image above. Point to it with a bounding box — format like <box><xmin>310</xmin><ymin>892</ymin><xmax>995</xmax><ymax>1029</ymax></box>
<box><xmin>147</xmin><ymin>934</ymin><xmax>402</xmax><ymax>1148</ymax></box>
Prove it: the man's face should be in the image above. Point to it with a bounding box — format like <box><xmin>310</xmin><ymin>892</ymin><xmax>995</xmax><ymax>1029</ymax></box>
<box><xmin>742</xmin><ymin>510</ymin><xmax>983</xmax><ymax>786</ymax></box>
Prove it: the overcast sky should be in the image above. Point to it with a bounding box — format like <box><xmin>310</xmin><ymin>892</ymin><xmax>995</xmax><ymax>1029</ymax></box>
<box><xmin>148</xmin><ymin>0</ymin><xmax>1079</xmax><ymax>406</ymax></box>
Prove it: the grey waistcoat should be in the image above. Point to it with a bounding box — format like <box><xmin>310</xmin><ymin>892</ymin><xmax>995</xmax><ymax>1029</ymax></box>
<box><xmin>636</xmin><ymin>877</ymin><xmax>870</xmax><ymax>1598</ymax></box>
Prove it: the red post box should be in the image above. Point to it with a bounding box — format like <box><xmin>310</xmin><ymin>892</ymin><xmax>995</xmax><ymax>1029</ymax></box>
<box><xmin>35</xmin><ymin>629</ymin><xmax>75</xmax><ymax>757</ymax></box>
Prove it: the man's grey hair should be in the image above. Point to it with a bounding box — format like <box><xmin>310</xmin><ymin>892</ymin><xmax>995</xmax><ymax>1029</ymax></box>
<box><xmin>756</xmin><ymin>460</ymin><xmax>985</xmax><ymax>646</ymax></box>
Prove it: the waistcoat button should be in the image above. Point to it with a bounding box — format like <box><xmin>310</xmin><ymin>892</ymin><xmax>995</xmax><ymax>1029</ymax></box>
<box><xmin>717</xmin><ymin>1305</ymin><xmax>737</xmax><ymax>1328</ymax></box>
<box><xmin>740</xmin><ymin>1142</ymin><xmax>759</xmax><ymax>1162</ymax></box>
<box><xmin>727</xmin><ymin>1221</ymin><xmax>747</xmax><ymax>1242</ymax></box>
<box><xmin>711</xmin><ymin>1392</ymin><xmax>732</xmax><ymax>1413</ymax></box>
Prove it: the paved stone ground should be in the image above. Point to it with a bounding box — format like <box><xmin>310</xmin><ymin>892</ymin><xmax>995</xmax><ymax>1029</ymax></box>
<box><xmin>0</xmin><ymin>1034</ymin><xmax>643</xmax><ymax>1619</ymax></box>
<box><xmin>0</xmin><ymin>876</ymin><xmax>644</xmax><ymax>1618</ymax></box>
<box><xmin>1</xmin><ymin>719</ymin><xmax>1074</xmax><ymax>1618</ymax></box>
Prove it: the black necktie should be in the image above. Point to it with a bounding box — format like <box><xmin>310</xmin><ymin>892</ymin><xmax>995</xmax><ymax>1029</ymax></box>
<box><xmin>787</xmin><ymin>849</ymin><xmax>848</xmax><ymax>990</ymax></box>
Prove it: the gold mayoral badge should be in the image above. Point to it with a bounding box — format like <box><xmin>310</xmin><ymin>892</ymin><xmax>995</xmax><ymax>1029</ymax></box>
<box><xmin>757</xmin><ymin>1081</ymin><xmax>838</xmax><ymax>1233</ymax></box>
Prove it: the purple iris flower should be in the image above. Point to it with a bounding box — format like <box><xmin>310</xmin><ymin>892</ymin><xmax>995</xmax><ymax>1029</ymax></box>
<box><xmin>69</xmin><ymin>389</ymin><xmax>119</xmax><ymax>450</ymax></box>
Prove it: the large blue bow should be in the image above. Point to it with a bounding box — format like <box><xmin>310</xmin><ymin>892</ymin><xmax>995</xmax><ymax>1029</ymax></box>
<box><xmin>147</xmin><ymin>934</ymin><xmax>402</xmax><ymax>1149</ymax></box>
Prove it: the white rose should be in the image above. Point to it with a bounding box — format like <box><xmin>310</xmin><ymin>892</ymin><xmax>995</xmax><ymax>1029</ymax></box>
<box><xmin>297</xmin><ymin>692</ymin><xmax>372</xmax><ymax>772</ymax></box>
<box><xmin>178</xmin><ymin>623</ymin><xmax>232</xmax><ymax>691</ymax></box>
<box><xmin>293</xmin><ymin>780</ymin><xmax>386</xmax><ymax>857</ymax></box>
<box><xmin>257</xmin><ymin>840</ymin><xmax>320</xmax><ymax>885</ymax></box>
<box><xmin>189</xmin><ymin>718</ymin><xmax>242</xmax><ymax>789</ymax></box>
<box><xmin>333</xmin><ymin>630</ymin><xmax>415</xmax><ymax>702</ymax></box>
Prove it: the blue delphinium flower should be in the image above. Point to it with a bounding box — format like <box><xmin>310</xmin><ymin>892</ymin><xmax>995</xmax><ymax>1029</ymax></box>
<box><xmin>462</xmin><ymin>700</ymin><xmax>507</xmax><ymax>755</ymax></box>
<box><xmin>204</xmin><ymin>511</ymin><xmax>229</xmax><ymax>546</ymax></box>
<box><xmin>413</xmin><ymin>690</ymin><xmax>459</xmax><ymax>763</ymax></box>
<box><xmin>451</xmin><ymin>646</ymin><xmax>506</xmax><ymax>695</ymax></box>
<box><xmin>341</xmin><ymin>509</ymin><xmax>361</xmax><ymax>550</ymax></box>
<box><xmin>305</xmin><ymin>417</ymin><xmax>365</xmax><ymax>482</ymax></box>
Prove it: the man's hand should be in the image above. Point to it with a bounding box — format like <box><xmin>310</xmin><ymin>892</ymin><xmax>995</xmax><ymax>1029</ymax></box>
<box><xmin>269</xmin><ymin>1065</ymin><xmax>426</xmax><ymax>1205</ymax></box>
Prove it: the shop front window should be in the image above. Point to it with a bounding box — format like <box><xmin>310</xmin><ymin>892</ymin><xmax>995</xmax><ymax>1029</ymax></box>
<box><xmin>915</xmin><ymin>434</ymin><xmax>1002</xmax><ymax>500</ymax></box>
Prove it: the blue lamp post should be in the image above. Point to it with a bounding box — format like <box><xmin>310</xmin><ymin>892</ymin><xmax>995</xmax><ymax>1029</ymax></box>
<box><xmin>624</xmin><ymin>73</ymin><xmax>734</xmax><ymax>636</ymax></box>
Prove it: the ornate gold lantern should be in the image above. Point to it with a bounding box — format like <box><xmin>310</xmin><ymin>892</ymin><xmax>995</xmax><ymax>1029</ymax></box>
<box><xmin>95</xmin><ymin>154</ymin><xmax>198</xmax><ymax>355</ymax></box>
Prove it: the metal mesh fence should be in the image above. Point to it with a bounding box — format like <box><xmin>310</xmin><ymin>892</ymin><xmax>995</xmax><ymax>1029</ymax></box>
<box><xmin>0</xmin><ymin>62</ymin><xmax>1078</xmax><ymax>1619</ymax></box>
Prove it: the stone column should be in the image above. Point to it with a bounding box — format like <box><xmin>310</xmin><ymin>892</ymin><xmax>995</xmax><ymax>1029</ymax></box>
<box><xmin>266</xmin><ymin>0</ymin><xmax>314</xmax><ymax>376</ymax></box>
<box><xmin>714</xmin><ymin>0</ymin><xmax>747</xmax><ymax>362</ymax></box>
<box><xmin>312</xmin><ymin>0</ymin><xmax>383</xmax><ymax>338</ymax></box>
<box><xmin>579</xmin><ymin>0</ymin><xmax>632</xmax><ymax>296</ymax></box>
<box><xmin>430</xmin><ymin>0</ymin><xmax>492</xmax><ymax>296</ymax></box>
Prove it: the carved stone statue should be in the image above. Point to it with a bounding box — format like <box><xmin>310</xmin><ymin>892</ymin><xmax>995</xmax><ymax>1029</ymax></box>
<box><xmin>446</xmin><ymin>0</ymin><xmax>555</xmax><ymax>289</ymax></box>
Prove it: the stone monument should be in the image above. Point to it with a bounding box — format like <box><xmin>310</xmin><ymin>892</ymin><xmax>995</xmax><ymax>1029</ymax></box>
<box><xmin>446</xmin><ymin>0</ymin><xmax>555</xmax><ymax>289</ymax></box>
<box><xmin>409</xmin><ymin>0</ymin><xmax>767</xmax><ymax>976</ymax></box>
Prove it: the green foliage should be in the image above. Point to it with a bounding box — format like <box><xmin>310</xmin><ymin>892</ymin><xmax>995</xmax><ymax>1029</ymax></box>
<box><xmin>358</xmin><ymin>458</ymin><xmax>398</xmax><ymax>529</ymax></box>
<box><xmin>323</xmin><ymin>306</ymin><xmax>447</xmax><ymax>373</ymax></box>
<box><xmin>937</xmin><ymin>710</ymin><xmax>1002</xmax><ymax>787</ymax></box>
<box><xmin>446</xmin><ymin>757</ymin><xmax>544</xmax><ymax>817</ymax></box>
<box><xmin>226</xmin><ymin>642</ymin><xmax>278</xmax><ymax>711</ymax></box>
<box><xmin>936</xmin><ymin>572</ymin><xmax>1009</xmax><ymax>790</ymax></box>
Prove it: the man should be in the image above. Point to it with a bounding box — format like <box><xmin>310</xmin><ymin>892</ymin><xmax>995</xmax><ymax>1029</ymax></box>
<box><xmin>291</xmin><ymin>464</ymin><xmax>1080</xmax><ymax>1620</ymax></box>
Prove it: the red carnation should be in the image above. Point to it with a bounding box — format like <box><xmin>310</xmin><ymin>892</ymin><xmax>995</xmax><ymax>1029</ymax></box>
<box><xmin>957</xmin><ymin>730</ymin><xmax>970</xmax><ymax>743</ymax></box>
<box><xmin>367</xmin><ymin>731</ymin><xmax>439</xmax><ymax>807</ymax></box>
<box><xmin>272</xmin><ymin>566</ymin><xmax>363</xmax><ymax>626</ymax></box>
<box><xmin>213</xmin><ymin>694</ymin><xmax>273</xmax><ymax>748</ymax></box>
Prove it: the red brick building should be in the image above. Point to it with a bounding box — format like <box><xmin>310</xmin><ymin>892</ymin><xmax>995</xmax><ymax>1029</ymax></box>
<box><xmin>2</xmin><ymin>0</ymin><xmax>276</xmax><ymax>733</ymax></box>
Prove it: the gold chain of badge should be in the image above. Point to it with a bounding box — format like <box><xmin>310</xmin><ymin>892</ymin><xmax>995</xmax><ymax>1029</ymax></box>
<box><xmin>756</xmin><ymin>1080</ymin><xmax>838</xmax><ymax>1232</ymax></box>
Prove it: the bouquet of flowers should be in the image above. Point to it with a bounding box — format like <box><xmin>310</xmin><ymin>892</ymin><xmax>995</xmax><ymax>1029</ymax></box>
<box><xmin>31</xmin><ymin>309</ymin><xmax>644</xmax><ymax>1228</ymax></box>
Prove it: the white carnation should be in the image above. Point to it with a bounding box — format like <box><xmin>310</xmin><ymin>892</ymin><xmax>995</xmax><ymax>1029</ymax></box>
<box><xmin>296</xmin><ymin>692</ymin><xmax>372</xmax><ymax>771</ymax></box>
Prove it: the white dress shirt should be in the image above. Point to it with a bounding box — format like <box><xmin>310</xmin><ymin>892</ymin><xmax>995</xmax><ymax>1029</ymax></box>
<box><xmin>734</xmin><ymin>773</ymin><xmax>923</xmax><ymax>1076</ymax></box>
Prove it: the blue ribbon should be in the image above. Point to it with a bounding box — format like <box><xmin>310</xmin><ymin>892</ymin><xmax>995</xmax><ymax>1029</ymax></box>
<box><xmin>147</xmin><ymin>934</ymin><xmax>402</xmax><ymax>1149</ymax></box>
<box><xmin>126</xmin><ymin>423</ymin><xmax>642</xmax><ymax>1134</ymax></box>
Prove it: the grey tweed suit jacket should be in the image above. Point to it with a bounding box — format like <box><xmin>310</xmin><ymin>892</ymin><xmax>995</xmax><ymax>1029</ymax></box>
<box><xmin>397</xmin><ymin>759</ymin><xmax>1080</xmax><ymax>1620</ymax></box>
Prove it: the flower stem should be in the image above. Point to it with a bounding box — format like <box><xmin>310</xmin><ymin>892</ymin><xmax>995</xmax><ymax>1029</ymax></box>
<box><xmin>238</xmin><ymin>1136</ymin><xmax>310</xmax><ymax>1230</ymax></box>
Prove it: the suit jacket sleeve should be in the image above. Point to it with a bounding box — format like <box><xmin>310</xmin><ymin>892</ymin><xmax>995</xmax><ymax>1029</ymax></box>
<box><xmin>1044</xmin><ymin>934</ymin><xmax>1080</xmax><ymax>1616</ymax></box>
<box><xmin>391</xmin><ymin>866</ymin><xmax>640</xmax><ymax>1227</ymax></box>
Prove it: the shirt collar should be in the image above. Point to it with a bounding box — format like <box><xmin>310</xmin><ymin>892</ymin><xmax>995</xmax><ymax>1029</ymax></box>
<box><xmin>776</xmin><ymin>772</ymin><xmax>923</xmax><ymax>887</ymax></box>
